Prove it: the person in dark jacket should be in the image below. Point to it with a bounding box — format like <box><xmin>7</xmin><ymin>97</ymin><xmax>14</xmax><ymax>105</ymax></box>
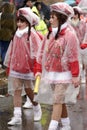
<box><xmin>0</xmin><ymin>2</ymin><xmax>16</xmax><ymax>68</ymax></box>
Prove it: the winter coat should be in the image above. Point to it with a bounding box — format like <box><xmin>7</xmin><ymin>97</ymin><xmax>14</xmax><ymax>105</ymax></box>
<box><xmin>0</xmin><ymin>2</ymin><xmax>16</xmax><ymax>41</ymax></box>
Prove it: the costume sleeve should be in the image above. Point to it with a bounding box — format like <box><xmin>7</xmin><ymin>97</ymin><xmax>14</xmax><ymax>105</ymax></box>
<box><xmin>33</xmin><ymin>59</ymin><xmax>42</xmax><ymax>76</ymax></box>
<box><xmin>66</xmin><ymin>30</ymin><xmax>80</xmax><ymax>77</ymax></box>
<box><xmin>80</xmin><ymin>43</ymin><xmax>87</xmax><ymax>49</ymax></box>
<box><xmin>69</xmin><ymin>61</ymin><xmax>79</xmax><ymax>77</ymax></box>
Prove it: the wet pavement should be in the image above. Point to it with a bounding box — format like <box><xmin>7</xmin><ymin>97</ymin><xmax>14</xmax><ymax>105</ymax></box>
<box><xmin>0</xmin><ymin>68</ymin><xmax>87</xmax><ymax>130</ymax></box>
<box><xmin>0</xmin><ymin>95</ymin><xmax>52</xmax><ymax>130</ymax></box>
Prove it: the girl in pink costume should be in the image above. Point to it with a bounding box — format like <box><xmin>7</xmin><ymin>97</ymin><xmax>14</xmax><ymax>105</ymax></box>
<box><xmin>4</xmin><ymin>7</ymin><xmax>42</xmax><ymax>125</ymax></box>
<box><xmin>70</xmin><ymin>6</ymin><xmax>86</xmax><ymax>101</ymax></box>
<box><xmin>78</xmin><ymin>0</ymin><xmax>87</xmax><ymax>98</ymax></box>
<box><xmin>35</xmin><ymin>2</ymin><xmax>80</xmax><ymax>130</ymax></box>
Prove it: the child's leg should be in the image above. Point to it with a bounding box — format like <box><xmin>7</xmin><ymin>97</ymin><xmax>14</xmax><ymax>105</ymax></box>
<box><xmin>8</xmin><ymin>89</ymin><xmax>22</xmax><ymax>125</ymax></box>
<box><xmin>60</xmin><ymin>104</ymin><xmax>71</xmax><ymax>130</ymax></box>
<box><xmin>13</xmin><ymin>89</ymin><xmax>22</xmax><ymax>107</ymax></box>
<box><xmin>23</xmin><ymin>81</ymin><xmax>34</xmax><ymax>108</ymax></box>
<box><xmin>48</xmin><ymin>84</ymin><xmax>71</xmax><ymax>130</ymax></box>
<box><xmin>24</xmin><ymin>80</ymin><xmax>42</xmax><ymax>121</ymax></box>
<box><xmin>48</xmin><ymin>84</ymin><xmax>64</xmax><ymax>130</ymax></box>
<box><xmin>25</xmin><ymin>87</ymin><xmax>38</xmax><ymax>105</ymax></box>
<box><xmin>48</xmin><ymin>104</ymin><xmax>62</xmax><ymax>130</ymax></box>
<box><xmin>8</xmin><ymin>78</ymin><xmax>22</xmax><ymax>125</ymax></box>
<box><xmin>61</xmin><ymin>104</ymin><xmax>68</xmax><ymax>118</ymax></box>
<box><xmin>23</xmin><ymin>96</ymin><xmax>33</xmax><ymax>109</ymax></box>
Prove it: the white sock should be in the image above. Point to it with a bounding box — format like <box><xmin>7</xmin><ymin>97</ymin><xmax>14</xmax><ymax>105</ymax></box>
<box><xmin>48</xmin><ymin>120</ymin><xmax>59</xmax><ymax>130</ymax></box>
<box><xmin>61</xmin><ymin>117</ymin><xmax>70</xmax><ymax>126</ymax></box>
<box><xmin>33</xmin><ymin>104</ymin><xmax>41</xmax><ymax>111</ymax></box>
<box><xmin>14</xmin><ymin>107</ymin><xmax>22</xmax><ymax>118</ymax></box>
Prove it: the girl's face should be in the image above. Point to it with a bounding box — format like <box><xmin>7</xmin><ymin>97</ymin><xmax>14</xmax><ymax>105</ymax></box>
<box><xmin>26</xmin><ymin>1</ymin><xmax>33</xmax><ymax>8</ymax></box>
<box><xmin>17</xmin><ymin>20</ymin><xmax>28</xmax><ymax>30</ymax></box>
<box><xmin>49</xmin><ymin>14</ymin><xmax>58</xmax><ymax>28</ymax></box>
<box><xmin>73</xmin><ymin>14</ymin><xmax>79</xmax><ymax>20</ymax></box>
<box><xmin>37</xmin><ymin>4</ymin><xmax>41</xmax><ymax>11</ymax></box>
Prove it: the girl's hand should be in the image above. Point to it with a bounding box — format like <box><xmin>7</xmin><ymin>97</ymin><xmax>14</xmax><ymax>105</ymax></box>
<box><xmin>72</xmin><ymin>77</ymin><xmax>80</xmax><ymax>88</ymax></box>
<box><xmin>35</xmin><ymin>72</ymin><xmax>41</xmax><ymax>79</ymax></box>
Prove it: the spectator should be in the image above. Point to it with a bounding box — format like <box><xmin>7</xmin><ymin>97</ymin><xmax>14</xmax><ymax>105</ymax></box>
<box><xmin>0</xmin><ymin>2</ymin><xmax>16</xmax><ymax>68</ymax></box>
<box><xmin>23</xmin><ymin>0</ymin><xmax>48</xmax><ymax>109</ymax></box>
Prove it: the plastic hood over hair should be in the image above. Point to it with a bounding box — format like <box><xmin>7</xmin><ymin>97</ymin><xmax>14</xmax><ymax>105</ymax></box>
<box><xmin>73</xmin><ymin>6</ymin><xmax>83</xmax><ymax>14</ymax></box>
<box><xmin>17</xmin><ymin>7</ymin><xmax>40</xmax><ymax>26</ymax></box>
<box><xmin>50</xmin><ymin>2</ymin><xmax>74</xmax><ymax>17</ymax></box>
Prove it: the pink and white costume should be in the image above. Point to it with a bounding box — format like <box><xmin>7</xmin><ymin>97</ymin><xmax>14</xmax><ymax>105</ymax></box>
<box><xmin>5</xmin><ymin>27</ymin><xmax>41</xmax><ymax>80</ymax></box>
<box><xmin>36</xmin><ymin>23</ymin><xmax>79</xmax><ymax>84</ymax></box>
<box><xmin>4</xmin><ymin>27</ymin><xmax>41</xmax><ymax>95</ymax></box>
<box><xmin>34</xmin><ymin>22</ymin><xmax>80</xmax><ymax>104</ymax></box>
<box><xmin>70</xmin><ymin>19</ymin><xmax>86</xmax><ymax>45</ymax></box>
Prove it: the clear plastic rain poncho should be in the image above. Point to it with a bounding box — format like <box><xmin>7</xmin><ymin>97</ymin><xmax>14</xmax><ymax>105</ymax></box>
<box><xmin>78</xmin><ymin>0</ymin><xmax>87</xmax><ymax>13</ymax></box>
<box><xmin>80</xmin><ymin>24</ymin><xmax>87</xmax><ymax>65</ymax></box>
<box><xmin>37</xmin><ymin>23</ymin><xmax>80</xmax><ymax>85</ymax></box>
<box><xmin>34</xmin><ymin>24</ymin><xmax>80</xmax><ymax>105</ymax></box>
<box><xmin>4</xmin><ymin>27</ymin><xmax>42</xmax><ymax>80</ymax></box>
<box><xmin>4</xmin><ymin>27</ymin><xmax>42</xmax><ymax>95</ymax></box>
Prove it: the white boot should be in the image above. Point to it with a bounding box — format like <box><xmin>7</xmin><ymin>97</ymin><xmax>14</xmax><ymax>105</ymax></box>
<box><xmin>60</xmin><ymin>125</ymin><xmax>71</xmax><ymax>130</ymax></box>
<box><xmin>23</xmin><ymin>96</ymin><xmax>33</xmax><ymax>109</ymax></box>
<box><xmin>8</xmin><ymin>117</ymin><xmax>22</xmax><ymax>126</ymax></box>
<box><xmin>8</xmin><ymin>107</ymin><xmax>22</xmax><ymax>126</ymax></box>
<box><xmin>33</xmin><ymin>104</ymin><xmax>42</xmax><ymax>121</ymax></box>
<box><xmin>60</xmin><ymin>117</ymin><xmax>71</xmax><ymax>130</ymax></box>
<box><xmin>48</xmin><ymin>120</ymin><xmax>59</xmax><ymax>130</ymax></box>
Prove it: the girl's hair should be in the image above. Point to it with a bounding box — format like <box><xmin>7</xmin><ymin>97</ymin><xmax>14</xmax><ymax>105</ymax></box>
<box><xmin>73</xmin><ymin>9</ymin><xmax>80</xmax><ymax>20</ymax></box>
<box><xmin>16</xmin><ymin>15</ymin><xmax>31</xmax><ymax>41</ymax></box>
<box><xmin>47</xmin><ymin>11</ymin><xmax>68</xmax><ymax>40</ymax></box>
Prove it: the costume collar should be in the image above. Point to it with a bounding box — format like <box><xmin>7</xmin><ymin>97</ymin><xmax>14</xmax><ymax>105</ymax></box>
<box><xmin>16</xmin><ymin>27</ymin><xmax>28</xmax><ymax>37</ymax></box>
<box><xmin>59</xmin><ymin>22</ymin><xmax>67</xmax><ymax>35</ymax></box>
<box><xmin>52</xmin><ymin>22</ymin><xmax>68</xmax><ymax>36</ymax></box>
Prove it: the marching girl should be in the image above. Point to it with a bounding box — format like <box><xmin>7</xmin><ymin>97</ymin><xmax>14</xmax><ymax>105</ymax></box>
<box><xmin>4</xmin><ymin>7</ymin><xmax>42</xmax><ymax>125</ymax></box>
<box><xmin>70</xmin><ymin>6</ymin><xmax>86</xmax><ymax>84</ymax></box>
<box><xmin>35</xmin><ymin>2</ymin><xmax>80</xmax><ymax>130</ymax></box>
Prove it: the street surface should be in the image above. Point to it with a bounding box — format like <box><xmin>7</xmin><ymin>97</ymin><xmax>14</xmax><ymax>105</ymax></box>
<box><xmin>0</xmin><ymin>69</ymin><xmax>87</xmax><ymax>130</ymax></box>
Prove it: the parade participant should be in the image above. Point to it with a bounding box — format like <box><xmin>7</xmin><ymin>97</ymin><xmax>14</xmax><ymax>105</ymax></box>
<box><xmin>4</xmin><ymin>7</ymin><xmax>42</xmax><ymax>125</ymax></box>
<box><xmin>70</xmin><ymin>6</ymin><xmax>86</xmax><ymax>84</ymax></box>
<box><xmin>23</xmin><ymin>0</ymin><xmax>48</xmax><ymax>109</ymax></box>
<box><xmin>78</xmin><ymin>0</ymin><xmax>87</xmax><ymax>99</ymax></box>
<box><xmin>80</xmin><ymin>25</ymin><xmax>87</xmax><ymax>98</ymax></box>
<box><xmin>70</xmin><ymin>6</ymin><xmax>86</xmax><ymax>45</ymax></box>
<box><xmin>35</xmin><ymin>2</ymin><xmax>80</xmax><ymax>130</ymax></box>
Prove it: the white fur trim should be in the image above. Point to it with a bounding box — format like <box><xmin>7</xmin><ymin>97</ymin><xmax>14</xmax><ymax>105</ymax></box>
<box><xmin>16</xmin><ymin>27</ymin><xmax>28</xmax><ymax>37</ymax></box>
